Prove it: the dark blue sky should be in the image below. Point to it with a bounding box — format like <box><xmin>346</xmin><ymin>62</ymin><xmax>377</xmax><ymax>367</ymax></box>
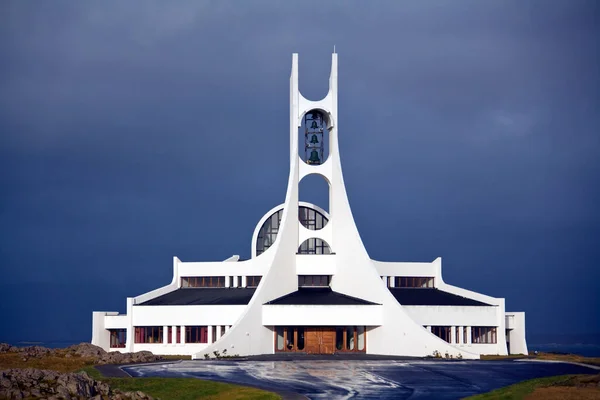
<box><xmin>1</xmin><ymin>1</ymin><xmax>599</xmax><ymax>344</ymax></box>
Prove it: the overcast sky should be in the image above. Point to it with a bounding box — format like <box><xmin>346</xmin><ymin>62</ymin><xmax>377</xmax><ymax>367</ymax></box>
<box><xmin>1</xmin><ymin>1</ymin><xmax>598</xmax><ymax>344</ymax></box>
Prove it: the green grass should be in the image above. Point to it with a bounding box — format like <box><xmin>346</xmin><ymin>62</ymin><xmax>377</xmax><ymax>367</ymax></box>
<box><xmin>464</xmin><ymin>374</ymin><xmax>581</xmax><ymax>399</ymax></box>
<box><xmin>79</xmin><ymin>366</ymin><xmax>281</xmax><ymax>400</ymax></box>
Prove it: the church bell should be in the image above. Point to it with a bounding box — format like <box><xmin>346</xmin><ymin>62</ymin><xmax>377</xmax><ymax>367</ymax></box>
<box><xmin>311</xmin><ymin>121</ymin><xmax>318</xmax><ymax>129</ymax></box>
<box><xmin>310</xmin><ymin>134</ymin><xmax>319</xmax><ymax>144</ymax></box>
<box><xmin>308</xmin><ymin>150</ymin><xmax>321</xmax><ymax>165</ymax></box>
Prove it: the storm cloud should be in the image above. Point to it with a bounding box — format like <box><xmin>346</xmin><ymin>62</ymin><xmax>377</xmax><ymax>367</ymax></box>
<box><xmin>1</xmin><ymin>1</ymin><xmax>598</xmax><ymax>343</ymax></box>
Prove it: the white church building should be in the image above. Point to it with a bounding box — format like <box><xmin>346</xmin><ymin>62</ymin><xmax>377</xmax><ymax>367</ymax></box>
<box><xmin>92</xmin><ymin>53</ymin><xmax>528</xmax><ymax>359</ymax></box>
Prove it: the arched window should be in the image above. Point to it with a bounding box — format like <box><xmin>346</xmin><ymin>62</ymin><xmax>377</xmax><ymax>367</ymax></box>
<box><xmin>256</xmin><ymin>210</ymin><xmax>283</xmax><ymax>256</ymax></box>
<box><xmin>298</xmin><ymin>238</ymin><xmax>331</xmax><ymax>255</ymax></box>
<box><xmin>256</xmin><ymin>206</ymin><xmax>329</xmax><ymax>256</ymax></box>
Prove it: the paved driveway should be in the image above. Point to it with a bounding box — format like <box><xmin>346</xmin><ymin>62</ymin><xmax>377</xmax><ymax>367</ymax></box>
<box><xmin>123</xmin><ymin>359</ymin><xmax>596</xmax><ymax>399</ymax></box>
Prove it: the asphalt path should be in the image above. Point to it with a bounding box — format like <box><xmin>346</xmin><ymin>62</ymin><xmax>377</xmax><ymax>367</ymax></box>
<box><xmin>122</xmin><ymin>359</ymin><xmax>597</xmax><ymax>399</ymax></box>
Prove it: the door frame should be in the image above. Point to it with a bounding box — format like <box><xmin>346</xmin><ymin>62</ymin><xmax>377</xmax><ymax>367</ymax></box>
<box><xmin>274</xmin><ymin>326</ymin><xmax>366</xmax><ymax>354</ymax></box>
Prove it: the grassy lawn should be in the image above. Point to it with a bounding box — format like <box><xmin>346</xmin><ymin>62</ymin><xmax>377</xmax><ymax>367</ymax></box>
<box><xmin>80</xmin><ymin>366</ymin><xmax>280</xmax><ymax>400</ymax></box>
<box><xmin>534</xmin><ymin>352</ymin><xmax>600</xmax><ymax>367</ymax></box>
<box><xmin>81</xmin><ymin>366</ymin><xmax>280</xmax><ymax>400</ymax></box>
<box><xmin>480</xmin><ymin>354</ymin><xmax>529</xmax><ymax>361</ymax></box>
<box><xmin>465</xmin><ymin>374</ymin><xmax>600</xmax><ymax>400</ymax></box>
<box><xmin>0</xmin><ymin>352</ymin><xmax>96</xmax><ymax>372</ymax></box>
<box><xmin>480</xmin><ymin>352</ymin><xmax>600</xmax><ymax>367</ymax></box>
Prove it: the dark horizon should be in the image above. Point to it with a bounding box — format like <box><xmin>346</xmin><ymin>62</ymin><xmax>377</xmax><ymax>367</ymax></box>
<box><xmin>1</xmin><ymin>1</ymin><xmax>599</xmax><ymax>345</ymax></box>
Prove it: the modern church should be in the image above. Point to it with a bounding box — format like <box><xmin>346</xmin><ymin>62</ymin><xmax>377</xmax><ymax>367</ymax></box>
<box><xmin>92</xmin><ymin>53</ymin><xmax>528</xmax><ymax>359</ymax></box>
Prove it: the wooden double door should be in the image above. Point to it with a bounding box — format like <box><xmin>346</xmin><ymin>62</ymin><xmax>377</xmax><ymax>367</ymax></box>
<box><xmin>275</xmin><ymin>326</ymin><xmax>366</xmax><ymax>354</ymax></box>
<box><xmin>305</xmin><ymin>327</ymin><xmax>336</xmax><ymax>354</ymax></box>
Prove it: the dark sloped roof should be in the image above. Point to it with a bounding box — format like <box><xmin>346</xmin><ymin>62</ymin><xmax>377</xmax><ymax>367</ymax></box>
<box><xmin>265</xmin><ymin>288</ymin><xmax>379</xmax><ymax>306</ymax></box>
<box><xmin>137</xmin><ymin>288</ymin><xmax>256</xmax><ymax>306</ymax></box>
<box><xmin>389</xmin><ymin>288</ymin><xmax>492</xmax><ymax>306</ymax></box>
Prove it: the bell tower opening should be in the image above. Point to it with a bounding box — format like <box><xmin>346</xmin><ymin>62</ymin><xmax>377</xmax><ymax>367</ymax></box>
<box><xmin>299</xmin><ymin>109</ymin><xmax>330</xmax><ymax>166</ymax></box>
<box><xmin>299</xmin><ymin>173</ymin><xmax>329</xmax><ymax>218</ymax></box>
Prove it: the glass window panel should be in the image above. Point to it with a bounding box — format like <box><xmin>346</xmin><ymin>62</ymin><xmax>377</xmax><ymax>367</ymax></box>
<box><xmin>357</xmin><ymin>326</ymin><xmax>365</xmax><ymax>351</ymax></box>
<box><xmin>276</xmin><ymin>327</ymin><xmax>284</xmax><ymax>350</ymax></box>
<box><xmin>346</xmin><ymin>327</ymin><xmax>355</xmax><ymax>350</ymax></box>
<box><xmin>260</xmin><ymin>207</ymin><xmax>329</xmax><ymax>256</ymax></box>
<box><xmin>297</xmin><ymin>327</ymin><xmax>305</xmax><ymax>350</ymax></box>
<box><xmin>286</xmin><ymin>327</ymin><xmax>295</xmax><ymax>350</ymax></box>
<box><xmin>336</xmin><ymin>328</ymin><xmax>344</xmax><ymax>350</ymax></box>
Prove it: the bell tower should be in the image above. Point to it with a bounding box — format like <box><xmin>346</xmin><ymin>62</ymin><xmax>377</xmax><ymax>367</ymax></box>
<box><xmin>288</xmin><ymin>52</ymin><xmax>379</xmax><ymax>302</ymax></box>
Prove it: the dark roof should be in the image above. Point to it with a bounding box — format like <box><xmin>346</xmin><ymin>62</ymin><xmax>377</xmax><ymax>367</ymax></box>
<box><xmin>265</xmin><ymin>288</ymin><xmax>379</xmax><ymax>306</ymax></box>
<box><xmin>389</xmin><ymin>288</ymin><xmax>492</xmax><ymax>306</ymax></box>
<box><xmin>137</xmin><ymin>288</ymin><xmax>256</xmax><ymax>306</ymax></box>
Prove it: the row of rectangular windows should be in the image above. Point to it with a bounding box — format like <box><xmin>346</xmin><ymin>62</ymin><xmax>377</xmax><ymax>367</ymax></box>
<box><xmin>429</xmin><ymin>326</ymin><xmax>497</xmax><ymax>344</ymax></box>
<box><xmin>298</xmin><ymin>275</ymin><xmax>330</xmax><ymax>287</ymax></box>
<box><xmin>127</xmin><ymin>326</ymin><xmax>231</xmax><ymax>344</ymax></box>
<box><xmin>383</xmin><ymin>277</ymin><xmax>435</xmax><ymax>288</ymax></box>
<box><xmin>181</xmin><ymin>276</ymin><xmax>262</xmax><ymax>288</ymax></box>
<box><xmin>113</xmin><ymin>324</ymin><xmax>498</xmax><ymax>347</ymax></box>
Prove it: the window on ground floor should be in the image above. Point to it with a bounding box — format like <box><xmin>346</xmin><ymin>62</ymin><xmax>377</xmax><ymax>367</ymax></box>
<box><xmin>181</xmin><ymin>276</ymin><xmax>225</xmax><ymax>288</ymax></box>
<box><xmin>430</xmin><ymin>326</ymin><xmax>451</xmax><ymax>342</ymax></box>
<box><xmin>176</xmin><ymin>326</ymin><xmax>181</xmax><ymax>343</ymax></box>
<box><xmin>463</xmin><ymin>326</ymin><xmax>467</xmax><ymax>344</ymax></box>
<box><xmin>394</xmin><ymin>277</ymin><xmax>435</xmax><ymax>288</ymax></box>
<box><xmin>185</xmin><ymin>326</ymin><xmax>208</xmax><ymax>343</ymax></box>
<box><xmin>276</xmin><ymin>327</ymin><xmax>284</xmax><ymax>351</ymax></box>
<box><xmin>246</xmin><ymin>276</ymin><xmax>262</xmax><ymax>288</ymax></box>
<box><xmin>167</xmin><ymin>327</ymin><xmax>172</xmax><ymax>344</ymax></box>
<box><xmin>109</xmin><ymin>329</ymin><xmax>126</xmax><ymax>348</ymax></box>
<box><xmin>357</xmin><ymin>326</ymin><xmax>365</xmax><ymax>351</ymax></box>
<box><xmin>134</xmin><ymin>326</ymin><xmax>163</xmax><ymax>344</ymax></box>
<box><xmin>472</xmin><ymin>327</ymin><xmax>497</xmax><ymax>344</ymax></box>
<box><xmin>211</xmin><ymin>326</ymin><xmax>217</xmax><ymax>343</ymax></box>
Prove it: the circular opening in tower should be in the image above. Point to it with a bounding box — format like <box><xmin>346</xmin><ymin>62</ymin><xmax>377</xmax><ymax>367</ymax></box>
<box><xmin>299</xmin><ymin>109</ymin><xmax>329</xmax><ymax>166</ymax></box>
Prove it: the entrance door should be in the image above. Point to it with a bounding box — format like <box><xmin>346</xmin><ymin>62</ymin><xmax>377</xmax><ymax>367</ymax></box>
<box><xmin>303</xmin><ymin>327</ymin><xmax>335</xmax><ymax>354</ymax></box>
<box><xmin>305</xmin><ymin>328</ymin><xmax>321</xmax><ymax>353</ymax></box>
<box><xmin>319</xmin><ymin>328</ymin><xmax>336</xmax><ymax>354</ymax></box>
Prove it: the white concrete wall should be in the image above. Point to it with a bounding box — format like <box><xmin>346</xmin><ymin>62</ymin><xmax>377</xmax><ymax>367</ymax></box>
<box><xmin>91</xmin><ymin>312</ymin><xmax>114</xmax><ymax>350</ymax></box>
<box><xmin>104</xmin><ymin>314</ymin><xmax>128</xmax><ymax>329</ymax></box>
<box><xmin>506</xmin><ymin>312</ymin><xmax>528</xmax><ymax>355</ymax></box>
<box><xmin>132</xmin><ymin>305</ymin><xmax>244</xmax><ymax>326</ymax></box>
<box><xmin>402</xmin><ymin>306</ymin><xmax>498</xmax><ymax>327</ymax></box>
<box><xmin>262</xmin><ymin>305</ymin><xmax>382</xmax><ymax>326</ymax></box>
<box><xmin>296</xmin><ymin>254</ymin><xmax>336</xmax><ymax>275</ymax></box>
<box><xmin>177</xmin><ymin>259</ymin><xmax>267</xmax><ymax>278</ymax></box>
<box><xmin>373</xmin><ymin>261</ymin><xmax>440</xmax><ymax>282</ymax></box>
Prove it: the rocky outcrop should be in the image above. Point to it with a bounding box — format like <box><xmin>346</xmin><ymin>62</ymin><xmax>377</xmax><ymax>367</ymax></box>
<box><xmin>0</xmin><ymin>343</ymin><xmax>162</xmax><ymax>365</ymax></box>
<box><xmin>0</xmin><ymin>368</ymin><xmax>155</xmax><ymax>399</ymax></box>
<box><xmin>0</xmin><ymin>344</ymin><xmax>51</xmax><ymax>359</ymax></box>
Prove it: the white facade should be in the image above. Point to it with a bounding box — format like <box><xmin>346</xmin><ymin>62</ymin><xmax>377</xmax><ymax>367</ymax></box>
<box><xmin>92</xmin><ymin>53</ymin><xmax>528</xmax><ymax>359</ymax></box>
